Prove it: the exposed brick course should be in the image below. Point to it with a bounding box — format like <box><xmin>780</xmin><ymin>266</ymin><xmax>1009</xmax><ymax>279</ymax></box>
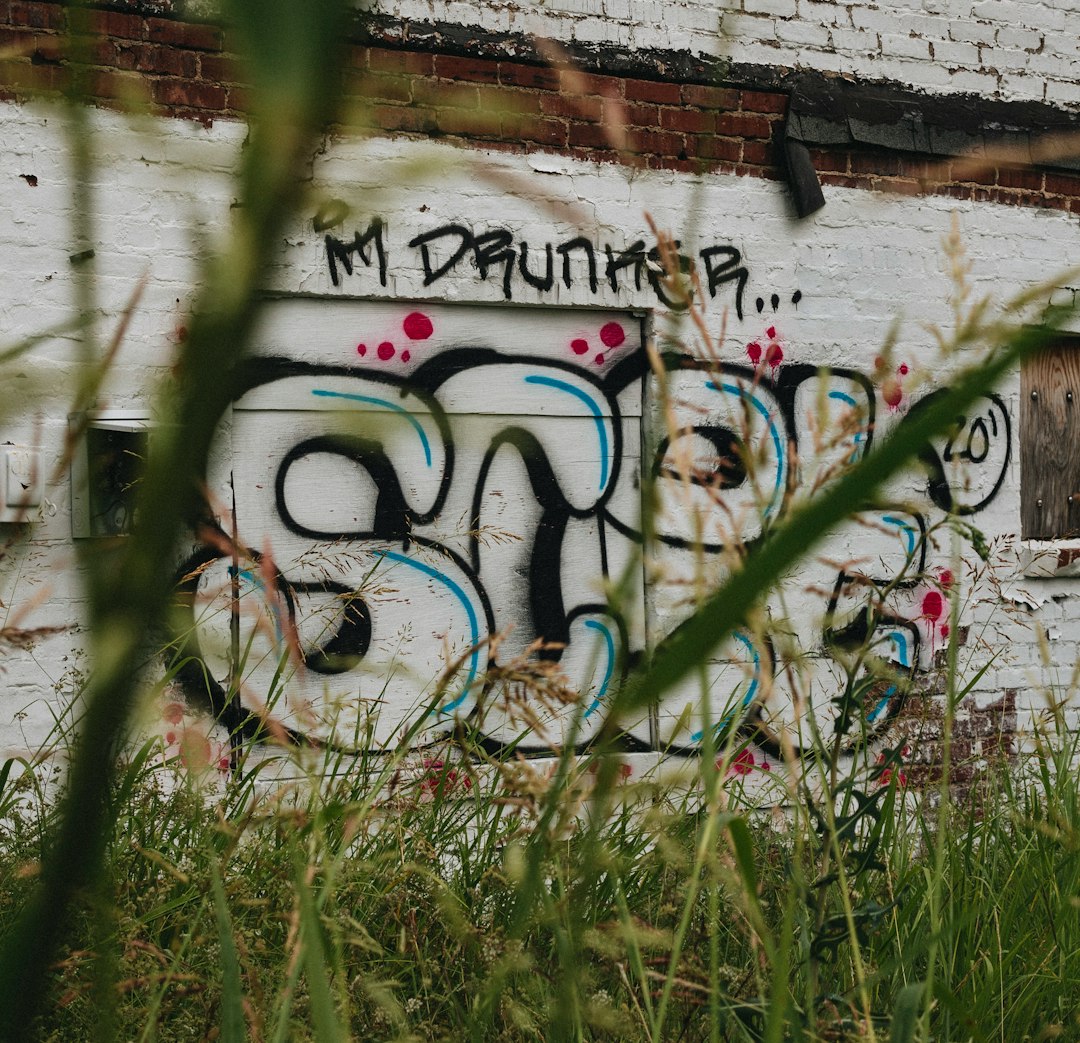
<box><xmin>624</xmin><ymin>78</ymin><xmax>681</xmax><ymax>104</ymax></box>
<box><xmin>145</xmin><ymin>16</ymin><xmax>221</xmax><ymax>52</ymax></box>
<box><xmin>0</xmin><ymin>0</ymin><xmax>1079</xmax><ymax>216</ymax></box>
<box><xmin>434</xmin><ymin>52</ymin><xmax>498</xmax><ymax>84</ymax></box>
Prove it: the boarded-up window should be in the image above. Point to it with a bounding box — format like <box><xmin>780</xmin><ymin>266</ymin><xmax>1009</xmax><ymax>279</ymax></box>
<box><xmin>1021</xmin><ymin>341</ymin><xmax>1080</xmax><ymax>539</ymax></box>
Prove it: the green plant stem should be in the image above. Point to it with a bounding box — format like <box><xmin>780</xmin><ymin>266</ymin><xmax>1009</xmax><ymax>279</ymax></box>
<box><xmin>920</xmin><ymin>528</ymin><xmax>963</xmax><ymax>1038</ymax></box>
<box><xmin>0</xmin><ymin>5</ymin><xmax>349</xmax><ymax>1036</ymax></box>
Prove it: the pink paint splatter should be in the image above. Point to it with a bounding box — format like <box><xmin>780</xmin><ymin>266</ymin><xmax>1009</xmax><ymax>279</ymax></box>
<box><xmin>419</xmin><ymin>758</ymin><xmax>472</xmax><ymax>799</ymax></box>
<box><xmin>356</xmin><ymin>343</ymin><xmax>367</xmax><ymax>356</ymax></box>
<box><xmin>727</xmin><ymin>748</ymin><xmax>756</xmax><ymax>775</ymax></box>
<box><xmin>721</xmin><ymin>748</ymin><xmax>771</xmax><ymax>776</ymax></box>
<box><xmin>401</xmin><ymin>350</ymin><xmax>411</xmax><ymax>363</ymax></box>
<box><xmin>573</xmin><ymin>322</ymin><xmax>627</xmax><ymax>363</ymax></box>
<box><xmin>600</xmin><ymin>322</ymin><xmax>625</xmax><ymax>348</ymax></box>
<box><xmin>163</xmin><ymin>702</ymin><xmax>184</xmax><ymax>725</ymax></box>
<box><xmin>921</xmin><ymin>590</ymin><xmax>944</xmax><ymax>621</ymax></box>
<box><xmin>403</xmin><ymin>311</ymin><xmax>434</xmax><ymax>340</ymax></box>
<box><xmin>877</xmin><ymin>752</ymin><xmax>907</xmax><ymax>788</ymax></box>
<box><xmin>881</xmin><ymin>362</ymin><xmax>910</xmax><ymax>411</ymax></box>
<box><xmin>748</xmin><ymin>327</ymin><xmax>785</xmax><ymax>371</ymax></box>
<box><xmin>915</xmin><ymin>578</ymin><xmax>952</xmax><ymax>650</ymax></box>
<box><xmin>377</xmin><ymin>341</ymin><xmax>395</xmax><ymax>361</ymax></box>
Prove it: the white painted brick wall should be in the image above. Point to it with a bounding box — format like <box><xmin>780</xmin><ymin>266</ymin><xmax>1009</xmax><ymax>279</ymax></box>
<box><xmin>2</xmin><ymin>98</ymin><xmax>1079</xmax><ymax>766</ymax></box>
<box><xmin>775</xmin><ymin>20</ymin><xmax>832</xmax><ymax>47</ymax></box>
<box><xmin>376</xmin><ymin>0</ymin><xmax>1080</xmax><ymax>108</ymax></box>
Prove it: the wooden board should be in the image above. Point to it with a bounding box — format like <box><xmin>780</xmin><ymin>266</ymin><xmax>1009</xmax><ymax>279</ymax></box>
<box><xmin>1021</xmin><ymin>342</ymin><xmax>1080</xmax><ymax>539</ymax></box>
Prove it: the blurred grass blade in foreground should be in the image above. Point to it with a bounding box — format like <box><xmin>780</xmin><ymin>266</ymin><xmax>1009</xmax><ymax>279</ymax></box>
<box><xmin>0</xmin><ymin>2</ymin><xmax>350</xmax><ymax>1037</ymax></box>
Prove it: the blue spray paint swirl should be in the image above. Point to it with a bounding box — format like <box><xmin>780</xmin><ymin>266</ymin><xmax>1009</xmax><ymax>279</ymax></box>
<box><xmin>523</xmin><ymin>375</ymin><xmax>609</xmax><ymax>491</ymax></box>
<box><xmin>582</xmin><ymin>619</ymin><xmax>616</xmax><ymax>719</ymax></box>
<box><xmin>691</xmin><ymin>630</ymin><xmax>761</xmax><ymax>741</ymax></box>
<box><xmin>705</xmin><ymin>381</ymin><xmax>785</xmax><ymax>514</ymax></box>
<box><xmin>310</xmin><ymin>389</ymin><xmax>432</xmax><ymax>467</ymax></box>
<box><xmin>374</xmin><ymin>549</ymin><xmax>481</xmax><ymax>714</ymax></box>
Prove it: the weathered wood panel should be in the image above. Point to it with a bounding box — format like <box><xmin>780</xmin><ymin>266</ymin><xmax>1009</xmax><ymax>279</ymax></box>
<box><xmin>1022</xmin><ymin>342</ymin><xmax>1080</xmax><ymax>539</ymax></box>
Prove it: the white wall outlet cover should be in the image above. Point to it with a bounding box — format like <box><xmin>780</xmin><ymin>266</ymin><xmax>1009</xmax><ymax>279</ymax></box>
<box><xmin>1</xmin><ymin>447</ymin><xmax>43</xmax><ymax>520</ymax></box>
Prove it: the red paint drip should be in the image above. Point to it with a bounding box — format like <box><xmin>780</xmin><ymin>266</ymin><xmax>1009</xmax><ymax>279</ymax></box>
<box><xmin>357</xmin><ymin>343</ymin><xmax>367</xmax><ymax>356</ymax></box>
<box><xmin>594</xmin><ymin>353</ymin><xmax>605</xmax><ymax>365</ymax></box>
<box><xmin>571</xmin><ymin>338</ymin><xmax>589</xmax><ymax>355</ymax></box>
<box><xmin>899</xmin><ymin>363</ymin><xmax>909</xmax><ymax>375</ymax></box>
<box><xmin>766</xmin><ymin>342</ymin><xmax>783</xmax><ymax>369</ymax></box>
<box><xmin>403</xmin><ymin>311</ymin><xmax>434</xmax><ymax>340</ymax></box>
<box><xmin>401</xmin><ymin>349</ymin><xmax>411</xmax><ymax>362</ymax></box>
<box><xmin>377</xmin><ymin>341</ymin><xmax>395</xmax><ymax>361</ymax></box>
<box><xmin>921</xmin><ymin>590</ymin><xmax>944</xmax><ymax>620</ymax></box>
<box><xmin>600</xmin><ymin>321</ymin><xmax>625</xmax><ymax>348</ymax></box>
<box><xmin>725</xmin><ymin>748</ymin><xmax>756</xmax><ymax>776</ymax></box>
<box><xmin>883</xmin><ymin>377</ymin><xmax>903</xmax><ymax>409</ymax></box>
<box><xmin>746</xmin><ymin>341</ymin><xmax>762</xmax><ymax>365</ymax></box>
<box><xmin>766</xmin><ymin>326</ymin><xmax>776</xmax><ymax>339</ymax></box>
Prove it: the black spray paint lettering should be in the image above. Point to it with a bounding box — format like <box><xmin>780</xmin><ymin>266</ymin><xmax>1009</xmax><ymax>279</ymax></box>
<box><xmin>177</xmin><ymin>332</ymin><xmax>974</xmax><ymax>759</ymax></box>
<box><xmin>903</xmin><ymin>391</ymin><xmax>1011</xmax><ymax>515</ymax></box>
<box><xmin>407</xmin><ymin>224</ymin><xmax>747</xmax><ymax>309</ymax></box>
<box><xmin>348</xmin><ymin>222</ymin><xmax>751</xmax><ymax>312</ymax></box>
<box><xmin>700</xmin><ymin>245</ymin><xmax>749</xmax><ymax>319</ymax></box>
<box><xmin>407</xmin><ymin>226</ymin><xmax>606</xmax><ymax>298</ymax></box>
<box><xmin>605</xmin><ymin>241</ymin><xmax>646</xmax><ymax>293</ymax></box>
<box><xmin>325</xmin><ymin>218</ymin><xmax>389</xmax><ymax>288</ymax></box>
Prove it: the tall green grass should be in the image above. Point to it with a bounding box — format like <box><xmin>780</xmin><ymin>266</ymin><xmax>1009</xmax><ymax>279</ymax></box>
<box><xmin>2</xmin><ymin>694</ymin><xmax>1080</xmax><ymax>1042</ymax></box>
<box><xmin>1</xmin><ymin>3</ymin><xmax>1078</xmax><ymax>1040</ymax></box>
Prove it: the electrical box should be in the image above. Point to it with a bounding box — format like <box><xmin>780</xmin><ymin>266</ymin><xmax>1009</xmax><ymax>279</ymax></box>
<box><xmin>0</xmin><ymin>446</ymin><xmax>43</xmax><ymax>523</ymax></box>
<box><xmin>70</xmin><ymin>413</ymin><xmax>152</xmax><ymax>538</ymax></box>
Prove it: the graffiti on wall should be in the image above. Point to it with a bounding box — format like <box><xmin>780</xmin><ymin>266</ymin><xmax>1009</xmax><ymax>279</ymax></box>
<box><xmin>324</xmin><ymin>218</ymin><xmax>752</xmax><ymax>316</ymax></box>
<box><xmin>173</xmin><ymin>271</ymin><xmax>1010</xmax><ymax>764</ymax></box>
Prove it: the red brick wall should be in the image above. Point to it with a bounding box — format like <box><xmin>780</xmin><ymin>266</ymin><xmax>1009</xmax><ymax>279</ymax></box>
<box><xmin>3</xmin><ymin>1</ymin><xmax>1080</xmax><ymax>214</ymax></box>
